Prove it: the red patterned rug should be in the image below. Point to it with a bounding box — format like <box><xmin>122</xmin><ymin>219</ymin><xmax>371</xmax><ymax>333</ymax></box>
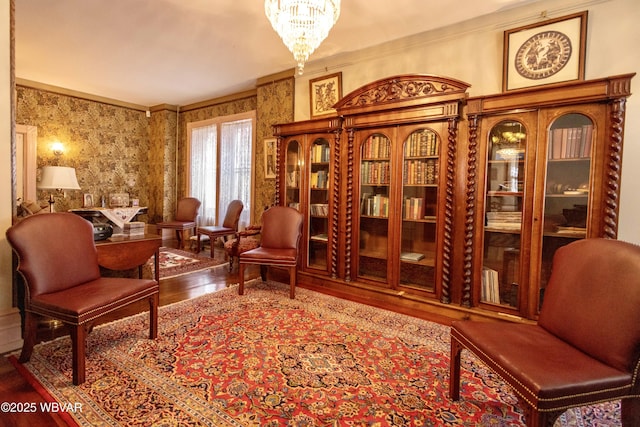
<box><xmin>9</xmin><ymin>281</ymin><xmax>621</xmax><ymax>426</ymax></box>
<box><xmin>156</xmin><ymin>246</ymin><xmax>226</xmax><ymax>278</ymax></box>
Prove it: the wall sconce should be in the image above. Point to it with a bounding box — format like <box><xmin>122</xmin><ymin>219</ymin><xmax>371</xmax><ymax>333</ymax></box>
<box><xmin>52</xmin><ymin>142</ymin><xmax>65</xmax><ymax>156</ymax></box>
<box><xmin>37</xmin><ymin>166</ymin><xmax>81</xmax><ymax>212</ymax></box>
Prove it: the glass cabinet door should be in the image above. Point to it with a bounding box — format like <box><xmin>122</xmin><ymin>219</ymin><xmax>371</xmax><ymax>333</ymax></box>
<box><xmin>285</xmin><ymin>139</ymin><xmax>301</xmax><ymax>210</ymax></box>
<box><xmin>538</xmin><ymin>113</ymin><xmax>593</xmax><ymax>309</ymax></box>
<box><xmin>307</xmin><ymin>137</ymin><xmax>330</xmax><ymax>270</ymax></box>
<box><xmin>400</xmin><ymin>129</ymin><xmax>440</xmax><ymax>292</ymax></box>
<box><xmin>358</xmin><ymin>133</ymin><xmax>391</xmax><ymax>282</ymax></box>
<box><xmin>482</xmin><ymin>120</ymin><xmax>527</xmax><ymax>308</ymax></box>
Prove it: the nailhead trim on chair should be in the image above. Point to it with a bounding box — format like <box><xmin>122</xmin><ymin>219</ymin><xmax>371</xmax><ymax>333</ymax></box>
<box><xmin>28</xmin><ymin>286</ymin><xmax>159</xmax><ymax>326</ymax></box>
<box><xmin>452</xmin><ymin>330</ymin><xmax>636</xmax><ymax>412</ymax></box>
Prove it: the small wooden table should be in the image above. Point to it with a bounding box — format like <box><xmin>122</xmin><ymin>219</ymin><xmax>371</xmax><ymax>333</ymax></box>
<box><xmin>96</xmin><ymin>234</ymin><xmax>162</xmax><ymax>282</ymax></box>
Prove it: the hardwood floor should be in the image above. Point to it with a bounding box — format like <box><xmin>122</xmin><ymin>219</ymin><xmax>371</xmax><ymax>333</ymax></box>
<box><xmin>0</xmin><ymin>239</ymin><xmax>262</xmax><ymax>427</ymax></box>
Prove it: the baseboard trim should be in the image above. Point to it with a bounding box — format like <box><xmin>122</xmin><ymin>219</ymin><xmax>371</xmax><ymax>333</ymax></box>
<box><xmin>0</xmin><ymin>308</ymin><xmax>22</xmax><ymax>354</ymax></box>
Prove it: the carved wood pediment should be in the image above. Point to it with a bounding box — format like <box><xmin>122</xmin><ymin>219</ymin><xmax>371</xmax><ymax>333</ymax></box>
<box><xmin>334</xmin><ymin>75</ymin><xmax>469</xmax><ymax>115</ymax></box>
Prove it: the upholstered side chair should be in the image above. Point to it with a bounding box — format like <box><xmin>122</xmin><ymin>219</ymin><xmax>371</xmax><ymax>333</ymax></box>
<box><xmin>155</xmin><ymin>197</ymin><xmax>201</xmax><ymax>248</ymax></box>
<box><xmin>449</xmin><ymin>238</ymin><xmax>640</xmax><ymax>427</ymax></box>
<box><xmin>6</xmin><ymin>213</ymin><xmax>159</xmax><ymax>385</ymax></box>
<box><xmin>238</xmin><ymin>206</ymin><xmax>303</xmax><ymax>299</ymax></box>
<box><xmin>195</xmin><ymin>199</ymin><xmax>243</xmax><ymax>257</ymax></box>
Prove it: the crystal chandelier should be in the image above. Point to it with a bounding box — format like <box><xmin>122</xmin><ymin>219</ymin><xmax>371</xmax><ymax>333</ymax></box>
<box><xmin>265</xmin><ymin>0</ymin><xmax>340</xmax><ymax>75</ymax></box>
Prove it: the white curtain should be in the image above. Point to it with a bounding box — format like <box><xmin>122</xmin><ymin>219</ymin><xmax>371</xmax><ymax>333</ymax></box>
<box><xmin>220</xmin><ymin>119</ymin><xmax>252</xmax><ymax>229</ymax></box>
<box><xmin>190</xmin><ymin>124</ymin><xmax>217</xmax><ymax>226</ymax></box>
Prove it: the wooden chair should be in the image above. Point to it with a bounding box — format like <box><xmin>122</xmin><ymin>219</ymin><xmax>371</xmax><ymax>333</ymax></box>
<box><xmin>195</xmin><ymin>199</ymin><xmax>243</xmax><ymax>257</ymax></box>
<box><xmin>449</xmin><ymin>238</ymin><xmax>640</xmax><ymax>426</ymax></box>
<box><xmin>238</xmin><ymin>206</ymin><xmax>303</xmax><ymax>299</ymax></box>
<box><xmin>155</xmin><ymin>197</ymin><xmax>201</xmax><ymax>248</ymax></box>
<box><xmin>6</xmin><ymin>213</ymin><xmax>159</xmax><ymax>385</ymax></box>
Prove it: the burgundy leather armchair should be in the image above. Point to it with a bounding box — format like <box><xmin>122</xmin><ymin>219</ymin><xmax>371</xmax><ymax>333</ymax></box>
<box><xmin>449</xmin><ymin>238</ymin><xmax>640</xmax><ymax>426</ymax></box>
<box><xmin>238</xmin><ymin>206</ymin><xmax>303</xmax><ymax>299</ymax></box>
<box><xmin>6</xmin><ymin>213</ymin><xmax>159</xmax><ymax>385</ymax></box>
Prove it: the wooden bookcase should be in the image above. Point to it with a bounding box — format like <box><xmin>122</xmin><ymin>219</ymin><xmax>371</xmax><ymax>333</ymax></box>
<box><xmin>464</xmin><ymin>73</ymin><xmax>634</xmax><ymax>319</ymax></box>
<box><xmin>272</xmin><ymin>116</ymin><xmax>342</xmax><ymax>278</ymax></box>
<box><xmin>272</xmin><ymin>73</ymin><xmax>633</xmax><ymax>323</ymax></box>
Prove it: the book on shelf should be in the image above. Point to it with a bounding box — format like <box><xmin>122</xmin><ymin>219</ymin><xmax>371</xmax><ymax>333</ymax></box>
<box><xmin>363</xmin><ymin>134</ymin><xmax>391</xmax><ymax>159</ymax></box>
<box><xmin>311</xmin><ymin>144</ymin><xmax>330</xmax><ymax>163</ymax></box>
<box><xmin>481</xmin><ymin>267</ymin><xmax>500</xmax><ymax>304</ymax></box>
<box><xmin>400</xmin><ymin>252</ymin><xmax>425</xmax><ymax>261</ymax></box>
<box><xmin>554</xmin><ymin>226</ymin><xmax>587</xmax><ymax>235</ymax></box>
<box><xmin>485</xmin><ymin>211</ymin><xmax>522</xmax><ymax>230</ymax></box>
<box><xmin>310</xmin><ymin>203</ymin><xmax>329</xmax><ymax>216</ymax></box>
<box><xmin>548</xmin><ymin>124</ymin><xmax>593</xmax><ymax>159</ymax></box>
<box><xmin>310</xmin><ymin>233</ymin><xmax>328</xmax><ymax>242</ymax></box>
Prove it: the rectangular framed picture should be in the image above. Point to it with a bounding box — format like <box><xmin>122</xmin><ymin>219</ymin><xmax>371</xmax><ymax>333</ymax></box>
<box><xmin>264</xmin><ymin>138</ymin><xmax>277</xmax><ymax>179</ymax></box>
<box><xmin>83</xmin><ymin>193</ymin><xmax>94</xmax><ymax>208</ymax></box>
<box><xmin>309</xmin><ymin>72</ymin><xmax>342</xmax><ymax>118</ymax></box>
<box><xmin>502</xmin><ymin>11</ymin><xmax>587</xmax><ymax>92</ymax></box>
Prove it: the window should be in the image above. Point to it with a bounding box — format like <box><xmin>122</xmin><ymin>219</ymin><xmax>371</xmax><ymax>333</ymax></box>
<box><xmin>187</xmin><ymin>112</ymin><xmax>255</xmax><ymax>228</ymax></box>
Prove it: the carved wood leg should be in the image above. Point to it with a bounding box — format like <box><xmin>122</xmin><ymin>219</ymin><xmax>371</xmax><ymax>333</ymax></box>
<box><xmin>149</xmin><ymin>293</ymin><xmax>159</xmax><ymax>339</ymax></box>
<box><xmin>70</xmin><ymin>324</ymin><xmax>88</xmax><ymax>385</ymax></box>
<box><xmin>622</xmin><ymin>397</ymin><xmax>640</xmax><ymax>426</ymax></box>
<box><xmin>260</xmin><ymin>265</ymin><xmax>268</xmax><ymax>282</ymax></box>
<box><xmin>449</xmin><ymin>336</ymin><xmax>462</xmax><ymax>400</ymax></box>
<box><xmin>289</xmin><ymin>266</ymin><xmax>296</xmax><ymax>299</ymax></box>
<box><xmin>18</xmin><ymin>311</ymin><xmax>37</xmax><ymax>363</ymax></box>
<box><xmin>239</xmin><ymin>263</ymin><xmax>245</xmax><ymax>295</ymax></box>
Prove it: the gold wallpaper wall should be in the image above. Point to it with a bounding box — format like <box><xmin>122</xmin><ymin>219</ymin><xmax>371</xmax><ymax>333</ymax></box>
<box><xmin>16</xmin><ymin>86</ymin><xmax>152</xmax><ymax>214</ymax></box>
<box><xmin>15</xmin><ymin>74</ymin><xmax>295</xmax><ymax>225</ymax></box>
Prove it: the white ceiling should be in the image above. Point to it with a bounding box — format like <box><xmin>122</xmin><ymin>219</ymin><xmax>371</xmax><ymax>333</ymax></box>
<box><xmin>15</xmin><ymin>0</ymin><xmax>539</xmax><ymax>107</ymax></box>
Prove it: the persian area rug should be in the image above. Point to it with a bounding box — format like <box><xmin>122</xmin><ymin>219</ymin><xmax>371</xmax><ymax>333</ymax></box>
<box><xmin>155</xmin><ymin>246</ymin><xmax>226</xmax><ymax>279</ymax></box>
<box><xmin>11</xmin><ymin>281</ymin><xmax>621</xmax><ymax>426</ymax></box>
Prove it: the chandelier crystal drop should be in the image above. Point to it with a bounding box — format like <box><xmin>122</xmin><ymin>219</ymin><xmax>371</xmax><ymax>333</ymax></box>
<box><xmin>265</xmin><ymin>0</ymin><xmax>340</xmax><ymax>75</ymax></box>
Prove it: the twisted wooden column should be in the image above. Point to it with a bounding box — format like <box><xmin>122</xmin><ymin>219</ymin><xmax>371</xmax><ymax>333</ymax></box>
<box><xmin>441</xmin><ymin>117</ymin><xmax>458</xmax><ymax>304</ymax></box>
<box><xmin>461</xmin><ymin>115</ymin><xmax>479</xmax><ymax>308</ymax></box>
<box><xmin>603</xmin><ymin>98</ymin><xmax>626</xmax><ymax>239</ymax></box>
<box><xmin>331</xmin><ymin>130</ymin><xmax>341</xmax><ymax>279</ymax></box>
<box><xmin>345</xmin><ymin>128</ymin><xmax>355</xmax><ymax>282</ymax></box>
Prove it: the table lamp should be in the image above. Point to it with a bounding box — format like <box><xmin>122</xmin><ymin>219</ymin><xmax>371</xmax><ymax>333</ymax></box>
<box><xmin>38</xmin><ymin>166</ymin><xmax>81</xmax><ymax>212</ymax></box>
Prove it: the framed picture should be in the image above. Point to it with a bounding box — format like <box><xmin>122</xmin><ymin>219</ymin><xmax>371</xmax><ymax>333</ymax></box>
<box><xmin>264</xmin><ymin>138</ymin><xmax>277</xmax><ymax>179</ymax></box>
<box><xmin>309</xmin><ymin>72</ymin><xmax>342</xmax><ymax>118</ymax></box>
<box><xmin>83</xmin><ymin>193</ymin><xmax>94</xmax><ymax>208</ymax></box>
<box><xmin>502</xmin><ymin>11</ymin><xmax>587</xmax><ymax>92</ymax></box>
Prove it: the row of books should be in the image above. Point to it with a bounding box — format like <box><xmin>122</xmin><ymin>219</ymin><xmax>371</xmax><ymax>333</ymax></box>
<box><xmin>548</xmin><ymin>125</ymin><xmax>593</xmax><ymax>159</ymax></box>
<box><xmin>486</xmin><ymin>211</ymin><xmax>522</xmax><ymax>230</ymax></box>
<box><xmin>481</xmin><ymin>267</ymin><xmax>501</xmax><ymax>304</ymax></box>
<box><xmin>403</xmin><ymin>197</ymin><xmax>426</xmax><ymax>220</ymax></box>
<box><xmin>311</xmin><ymin>143</ymin><xmax>330</xmax><ymax>163</ymax></box>
<box><xmin>310</xmin><ymin>203</ymin><xmax>329</xmax><ymax>217</ymax></box>
<box><xmin>361</xmin><ymin>193</ymin><xmax>389</xmax><ymax>217</ymax></box>
<box><xmin>361</xmin><ymin>161</ymin><xmax>390</xmax><ymax>185</ymax></box>
<box><xmin>405</xmin><ymin>130</ymin><xmax>439</xmax><ymax>157</ymax></box>
<box><xmin>310</xmin><ymin>170</ymin><xmax>329</xmax><ymax>189</ymax></box>
<box><xmin>362</xmin><ymin>134</ymin><xmax>391</xmax><ymax>159</ymax></box>
<box><xmin>403</xmin><ymin>159</ymin><xmax>439</xmax><ymax>185</ymax></box>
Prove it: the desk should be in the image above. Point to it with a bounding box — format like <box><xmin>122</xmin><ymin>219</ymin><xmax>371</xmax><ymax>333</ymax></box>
<box><xmin>96</xmin><ymin>234</ymin><xmax>162</xmax><ymax>282</ymax></box>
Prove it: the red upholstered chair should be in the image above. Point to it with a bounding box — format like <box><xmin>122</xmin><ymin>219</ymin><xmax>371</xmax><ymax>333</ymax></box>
<box><xmin>196</xmin><ymin>199</ymin><xmax>244</xmax><ymax>257</ymax></box>
<box><xmin>238</xmin><ymin>206</ymin><xmax>303</xmax><ymax>299</ymax></box>
<box><xmin>155</xmin><ymin>197</ymin><xmax>201</xmax><ymax>248</ymax></box>
<box><xmin>6</xmin><ymin>213</ymin><xmax>159</xmax><ymax>385</ymax></box>
<box><xmin>449</xmin><ymin>238</ymin><xmax>640</xmax><ymax>427</ymax></box>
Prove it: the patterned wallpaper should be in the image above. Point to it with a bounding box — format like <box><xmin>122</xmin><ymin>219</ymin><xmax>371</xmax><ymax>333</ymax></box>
<box><xmin>16</xmin><ymin>86</ymin><xmax>152</xmax><ymax>215</ymax></box>
<box><xmin>15</xmin><ymin>74</ymin><xmax>295</xmax><ymax>225</ymax></box>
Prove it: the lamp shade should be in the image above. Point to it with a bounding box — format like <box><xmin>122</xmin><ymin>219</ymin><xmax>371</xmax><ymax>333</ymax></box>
<box><xmin>38</xmin><ymin>166</ymin><xmax>81</xmax><ymax>190</ymax></box>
